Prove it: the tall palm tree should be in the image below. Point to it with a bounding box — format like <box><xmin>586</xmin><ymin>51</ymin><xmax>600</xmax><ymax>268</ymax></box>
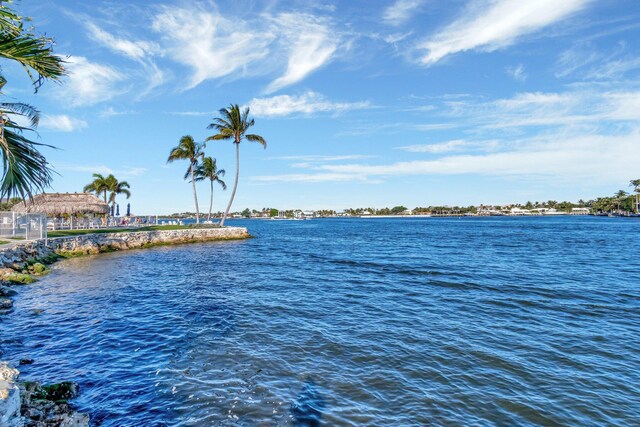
<box><xmin>630</xmin><ymin>179</ymin><xmax>640</xmax><ymax>214</ymax></box>
<box><xmin>167</xmin><ymin>135</ymin><xmax>204</xmax><ymax>223</ymax></box>
<box><xmin>83</xmin><ymin>173</ymin><xmax>109</xmax><ymax>202</ymax></box>
<box><xmin>206</xmin><ymin>104</ymin><xmax>266</xmax><ymax>226</ymax></box>
<box><xmin>194</xmin><ymin>156</ymin><xmax>227</xmax><ymax>222</ymax></box>
<box><xmin>106</xmin><ymin>174</ymin><xmax>131</xmax><ymax>218</ymax></box>
<box><xmin>0</xmin><ymin>2</ymin><xmax>65</xmax><ymax>199</ymax></box>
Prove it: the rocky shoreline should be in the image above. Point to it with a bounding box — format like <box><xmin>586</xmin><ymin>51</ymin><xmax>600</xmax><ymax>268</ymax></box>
<box><xmin>0</xmin><ymin>227</ymin><xmax>250</xmax><ymax>426</ymax></box>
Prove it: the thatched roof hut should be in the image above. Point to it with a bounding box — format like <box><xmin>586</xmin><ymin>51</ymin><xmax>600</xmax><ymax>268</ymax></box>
<box><xmin>11</xmin><ymin>193</ymin><xmax>109</xmax><ymax>216</ymax></box>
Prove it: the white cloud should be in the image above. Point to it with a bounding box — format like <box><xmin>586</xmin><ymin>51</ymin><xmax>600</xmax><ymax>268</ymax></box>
<box><xmin>398</xmin><ymin>140</ymin><xmax>478</xmax><ymax>153</ymax></box>
<box><xmin>151</xmin><ymin>5</ymin><xmax>273</xmax><ymax>89</ymax></box>
<box><xmin>506</xmin><ymin>64</ymin><xmax>527</xmax><ymax>81</ymax></box>
<box><xmin>100</xmin><ymin>107</ymin><xmax>134</xmax><ymax>119</ymax></box>
<box><xmin>85</xmin><ymin>22</ymin><xmax>158</xmax><ymax>60</ymax></box>
<box><xmin>265</xmin><ymin>13</ymin><xmax>338</xmax><ymax>93</ymax></box>
<box><xmin>57</xmin><ymin>164</ymin><xmax>146</xmax><ymax>178</ymax></box>
<box><xmin>419</xmin><ymin>0</ymin><xmax>590</xmax><ymax>65</ymax></box>
<box><xmin>383</xmin><ymin>0</ymin><xmax>424</xmax><ymax>26</ymax></box>
<box><xmin>258</xmin><ymin>85</ymin><xmax>640</xmax><ymax>185</ymax></box>
<box><xmin>40</xmin><ymin>115</ymin><xmax>88</xmax><ymax>132</ymax></box>
<box><xmin>316</xmin><ymin>132</ymin><xmax>637</xmax><ymax>183</ymax></box>
<box><xmin>248</xmin><ymin>91</ymin><xmax>370</xmax><ymax>117</ymax></box>
<box><xmin>63</xmin><ymin>56</ymin><xmax>126</xmax><ymax>106</ymax></box>
<box><xmin>252</xmin><ymin>173</ymin><xmax>369</xmax><ymax>183</ymax></box>
<box><xmin>273</xmin><ymin>155</ymin><xmax>375</xmax><ymax>162</ymax></box>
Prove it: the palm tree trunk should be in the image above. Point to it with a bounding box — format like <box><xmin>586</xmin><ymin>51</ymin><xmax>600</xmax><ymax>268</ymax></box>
<box><xmin>208</xmin><ymin>180</ymin><xmax>213</xmax><ymax>222</ymax></box>
<box><xmin>103</xmin><ymin>191</ymin><xmax>108</xmax><ymax>226</ymax></box>
<box><xmin>191</xmin><ymin>163</ymin><xmax>200</xmax><ymax>224</ymax></box>
<box><xmin>221</xmin><ymin>143</ymin><xmax>239</xmax><ymax>227</ymax></box>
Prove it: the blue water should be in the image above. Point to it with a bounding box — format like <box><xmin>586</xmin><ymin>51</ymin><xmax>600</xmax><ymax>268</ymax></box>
<box><xmin>1</xmin><ymin>217</ymin><xmax>639</xmax><ymax>426</ymax></box>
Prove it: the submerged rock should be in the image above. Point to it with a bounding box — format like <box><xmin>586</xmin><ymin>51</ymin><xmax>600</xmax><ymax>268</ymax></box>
<box><xmin>20</xmin><ymin>381</ymin><xmax>88</xmax><ymax>426</ymax></box>
<box><xmin>19</xmin><ymin>359</ymin><xmax>34</xmax><ymax>366</ymax></box>
<box><xmin>0</xmin><ymin>299</ymin><xmax>13</xmax><ymax>309</ymax></box>
<box><xmin>0</xmin><ymin>285</ymin><xmax>17</xmax><ymax>297</ymax></box>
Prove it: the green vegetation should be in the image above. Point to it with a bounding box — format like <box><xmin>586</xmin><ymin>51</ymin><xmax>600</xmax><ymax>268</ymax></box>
<box><xmin>194</xmin><ymin>156</ymin><xmax>226</xmax><ymax>222</ymax></box>
<box><xmin>83</xmin><ymin>173</ymin><xmax>109</xmax><ymax>202</ymax></box>
<box><xmin>83</xmin><ymin>173</ymin><xmax>130</xmax><ymax>223</ymax></box>
<box><xmin>5</xmin><ymin>272</ymin><xmax>35</xmax><ymax>284</ymax></box>
<box><xmin>0</xmin><ymin>1</ymin><xmax>65</xmax><ymax>198</ymax></box>
<box><xmin>206</xmin><ymin>104</ymin><xmax>266</xmax><ymax>227</ymax></box>
<box><xmin>0</xmin><ymin>240</ymin><xmax>8</xmax><ymax>245</ymax></box>
<box><xmin>28</xmin><ymin>262</ymin><xmax>48</xmax><ymax>275</ymax></box>
<box><xmin>168</xmin><ymin>135</ymin><xmax>205</xmax><ymax>224</ymax></box>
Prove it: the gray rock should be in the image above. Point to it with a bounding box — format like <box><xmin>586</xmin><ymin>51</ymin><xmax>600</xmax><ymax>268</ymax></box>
<box><xmin>0</xmin><ymin>362</ymin><xmax>22</xmax><ymax>427</ymax></box>
<box><xmin>1</xmin><ymin>299</ymin><xmax>13</xmax><ymax>309</ymax></box>
<box><xmin>0</xmin><ymin>285</ymin><xmax>17</xmax><ymax>297</ymax></box>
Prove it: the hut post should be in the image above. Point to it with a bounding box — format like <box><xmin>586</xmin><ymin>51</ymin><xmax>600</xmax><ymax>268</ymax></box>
<box><xmin>12</xmin><ymin>211</ymin><xmax>15</xmax><ymax>237</ymax></box>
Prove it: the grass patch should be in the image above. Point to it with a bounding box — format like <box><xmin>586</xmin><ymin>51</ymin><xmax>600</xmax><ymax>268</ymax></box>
<box><xmin>0</xmin><ymin>240</ymin><xmax>9</xmax><ymax>245</ymax></box>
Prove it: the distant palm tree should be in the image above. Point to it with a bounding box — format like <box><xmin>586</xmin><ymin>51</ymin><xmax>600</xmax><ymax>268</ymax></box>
<box><xmin>630</xmin><ymin>179</ymin><xmax>640</xmax><ymax>213</ymax></box>
<box><xmin>194</xmin><ymin>156</ymin><xmax>227</xmax><ymax>222</ymax></box>
<box><xmin>83</xmin><ymin>173</ymin><xmax>109</xmax><ymax>202</ymax></box>
<box><xmin>206</xmin><ymin>104</ymin><xmax>266</xmax><ymax>226</ymax></box>
<box><xmin>615</xmin><ymin>190</ymin><xmax>628</xmax><ymax>212</ymax></box>
<box><xmin>167</xmin><ymin>135</ymin><xmax>204</xmax><ymax>223</ymax></box>
<box><xmin>83</xmin><ymin>173</ymin><xmax>111</xmax><ymax>225</ymax></box>
<box><xmin>106</xmin><ymin>175</ymin><xmax>131</xmax><ymax>218</ymax></box>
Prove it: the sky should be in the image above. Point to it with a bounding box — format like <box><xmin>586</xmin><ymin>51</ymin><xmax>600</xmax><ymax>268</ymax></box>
<box><xmin>4</xmin><ymin>0</ymin><xmax>640</xmax><ymax>214</ymax></box>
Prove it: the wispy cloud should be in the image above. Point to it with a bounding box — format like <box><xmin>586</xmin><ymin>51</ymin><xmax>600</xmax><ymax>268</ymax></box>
<box><xmin>418</xmin><ymin>0</ymin><xmax>590</xmax><ymax>65</ymax></box>
<box><xmin>556</xmin><ymin>44</ymin><xmax>640</xmax><ymax>80</ymax></box>
<box><xmin>57</xmin><ymin>164</ymin><xmax>147</xmax><ymax>178</ymax></box>
<box><xmin>252</xmin><ymin>173</ymin><xmax>370</xmax><ymax>183</ymax></box>
<box><xmin>40</xmin><ymin>115</ymin><xmax>88</xmax><ymax>132</ymax></box>
<box><xmin>100</xmin><ymin>107</ymin><xmax>135</xmax><ymax>119</ymax></box>
<box><xmin>85</xmin><ymin>21</ymin><xmax>158</xmax><ymax>60</ymax></box>
<box><xmin>151</xmin><ymin>4</ymin><xmax>273</xmax><ymax>90</ymax></box>
<box><xmin>506</xmin><ymin>64</ymin><xmax>527</xmax><ymax>81</ymax></box>
<box><xmin>265</xmin><ymin>13</ymin><xmax>338</xmax><ymax>93</ymax></box>
<box><xmin>383</xmin><ymin>0</ymin><xmax>424</xmax><ymax>26</ymax></box>
<box><xmin>62</xmin><ymin>56</ymin><xmax>126</xmax><ymax>106</ymax></box>
<box><xmin>397</xmin><ymin>140</ymin><xmax>487</xmax><ymax>153</ymax></box>
<box><xmin>248</xmin><ymin>91</ymin><xmax>371</xmax><ymax>118</ymax></box>
<box><xmin>272</xmin><ymin>155</ymin><xmax>375</xmax><ymax>162</ymax></box>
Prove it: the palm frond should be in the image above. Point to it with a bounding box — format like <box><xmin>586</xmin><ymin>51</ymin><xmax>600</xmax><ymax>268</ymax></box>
<box><xmin>246</xmin><ymin>134</ymin><xmax>267</xmax><ymax>148</ymax></box>
<box><xmin>0</xmin><ymin>124</ymin><xmax>52</xmax><ymax>198</ymax></box>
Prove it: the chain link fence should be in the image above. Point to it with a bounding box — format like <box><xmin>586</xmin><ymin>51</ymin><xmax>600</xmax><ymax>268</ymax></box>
<box><xmin>0</xmin><ymin>212</ymin><xmax>47</xmax><ymax>241</ymax></box>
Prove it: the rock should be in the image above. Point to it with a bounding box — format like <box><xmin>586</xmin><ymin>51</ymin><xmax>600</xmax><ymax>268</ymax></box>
<box><xmin>41</xmin><ymin>382</ymin><xmax>79</xmax><ymax>402</ymax></box>
<box><xmin>19</xmin><ymin>380</ymin><xmax>88</xmax><ymax>427</ymax></box>
<box><xmin>19</xmin><ymin>359</ymin><xmax>34</xmax><ymax>366</ymax></box>
<box><xmin>0</xmin><ymin>362</ymin><xmax>22</xmax><ymax>427</ymax></box>
<box><xmin>0</xmin><ymin>285</ymin><xmax>17</xmax><ymax>297</ymax></box>
<box><xmin>0</xmin><ymin>298</ymin><xmax>13</xmax><ymax>309</ymax></box>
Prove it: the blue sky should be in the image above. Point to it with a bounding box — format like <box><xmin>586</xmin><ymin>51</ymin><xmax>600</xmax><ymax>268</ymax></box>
<box><xmin>5</xmin><ymin>0</ymin><xmax>640</xmax><ymax>214</ymax></box>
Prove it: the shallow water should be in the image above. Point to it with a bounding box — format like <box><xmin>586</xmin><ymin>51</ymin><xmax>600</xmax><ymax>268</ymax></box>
<box><xmin>1</xmin><ymin>217</ymin><xmax>639</xmax><ymax>426</ymax></box>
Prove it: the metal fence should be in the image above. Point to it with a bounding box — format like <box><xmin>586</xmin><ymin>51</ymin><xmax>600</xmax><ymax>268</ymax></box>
<box><xmin>0</xmin><ymin>212</ymin><xmax>47</xmax><ymax>241</ymax></box>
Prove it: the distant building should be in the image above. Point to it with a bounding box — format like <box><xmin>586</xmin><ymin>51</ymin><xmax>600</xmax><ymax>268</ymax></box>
<box><xmin>570</xmin><ymin>207</ymin><xmax>590</xmax><ymax>215</ymax></box>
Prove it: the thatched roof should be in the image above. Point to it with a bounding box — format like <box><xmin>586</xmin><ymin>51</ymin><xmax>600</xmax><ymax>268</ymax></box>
<box><xmin>11</xmin><ymin>193</ymin><xmax>109</xmax><ymax>216</ymax></box>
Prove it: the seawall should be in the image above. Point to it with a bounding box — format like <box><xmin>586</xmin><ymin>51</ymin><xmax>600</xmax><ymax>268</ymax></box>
<box><xmin>0</xmin><ymin>226</ymin><xmax>250</xmax><ymax>269</ymax></box>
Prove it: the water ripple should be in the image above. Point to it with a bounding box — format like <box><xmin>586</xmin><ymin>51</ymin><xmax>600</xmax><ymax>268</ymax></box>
<box><xmin>1</xmin><ymin>217</ymin><xmax>639</xmax><ymax>425</ymax></box>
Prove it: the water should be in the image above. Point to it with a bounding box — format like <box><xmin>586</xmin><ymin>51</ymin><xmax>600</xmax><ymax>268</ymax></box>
<box><xmin>1</xmin><ymin>217</ymin><xmax>639</xmax><ymax>426</ymax></box>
